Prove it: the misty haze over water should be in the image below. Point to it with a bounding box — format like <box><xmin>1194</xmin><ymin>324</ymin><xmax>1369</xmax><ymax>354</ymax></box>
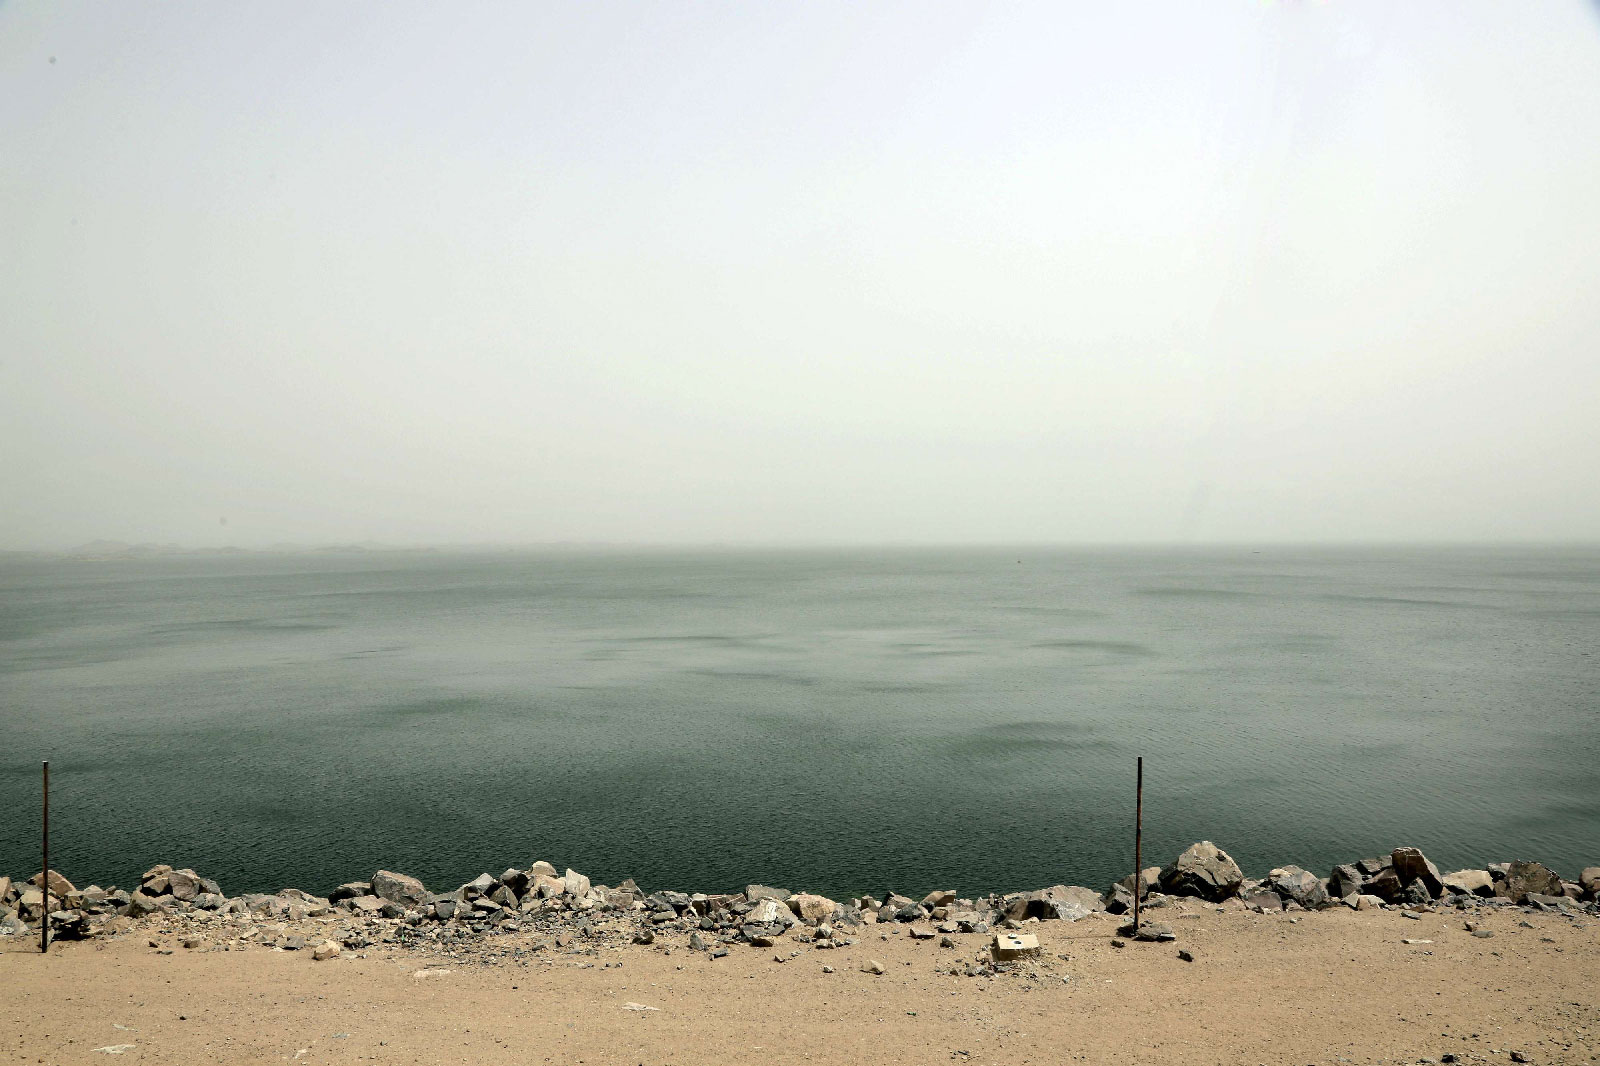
<box><xmin>2</xmin><ymin>546</ymin><xmax>1595</xmax><ymax>897</ymax></box>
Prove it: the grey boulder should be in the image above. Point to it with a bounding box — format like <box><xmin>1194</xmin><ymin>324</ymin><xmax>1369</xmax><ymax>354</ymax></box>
<box><xmin>371</xmin><ymin>870</ymin><xmax>427</xmax><ymax>908</ymax></box>
<box><xmin>1500</xmin><ymin>860</ymin><xmax>1563</xmax><ymax>904</ymax></box>
<box><xmin>1266</xmin><ymin>866</ymin><xmax>1329</xmax><ymax>909</ymax></box>
<box><xmin>1159</xmin><ymin>842</ymin><xmax>1244</xmax><ymax>901</ymax></box>
<box><xmin>1391</xmin><ymin>847</ymin><xmax>1443</xmax><ymax>899</ymax></box>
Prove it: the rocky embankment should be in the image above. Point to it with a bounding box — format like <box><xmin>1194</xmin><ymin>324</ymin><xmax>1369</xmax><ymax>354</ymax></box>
<box><xmin>4</xmin><ymin>843</ymin><xmax>1597</xmax><ymax>970</ymax></box>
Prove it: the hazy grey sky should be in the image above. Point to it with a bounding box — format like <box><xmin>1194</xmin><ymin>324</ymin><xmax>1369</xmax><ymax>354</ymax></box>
<box><xmin>4</xmin><ymin>1</ymin><xmax>1599</xmax><ymax>548</ymax></box>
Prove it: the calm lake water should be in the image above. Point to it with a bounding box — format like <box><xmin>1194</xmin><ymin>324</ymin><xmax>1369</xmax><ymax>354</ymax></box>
<box><xmin>2</xmin><ymin>547</ymin><xmax>1597</xmax><ymax>899</ymax></box>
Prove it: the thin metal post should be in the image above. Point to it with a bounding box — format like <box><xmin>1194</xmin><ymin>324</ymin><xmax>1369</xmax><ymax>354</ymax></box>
<box><xmin>41</xmin><ymin>760</ymin><xmax>49</xmax><ymax>954</ymax></box>
<box><xmin>1133</xmin><ymin>756</ymin><xmax>1143</xmax><ymax>934</ymax></box>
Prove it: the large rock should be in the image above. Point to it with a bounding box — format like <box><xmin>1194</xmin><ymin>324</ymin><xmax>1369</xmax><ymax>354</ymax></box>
<box><xmin>527</xmin><ymin>861</ymin><xmax>558</xmax><ymax>879</ymax></box>
<box><xmin>745</xmin><ymin>884</ymin><xmax>791</xmax><ymax>903</ymax></box>
<box><xmin>371</xmin><ymin>870</ymin><xmax>427</xmax><ymax>908</ymax></box>
<box><xmin>1242</xmin><ymin>887</ymin><xmax>1284</xmax><ymax>913</ymax></box>
<box><xmin>1266</xmin><ymin>866</ymin><xmax>1328</xmax><ymax>909</ymax></box>
<box><xmin>746</xmin><ymin>898</ymin><xmax>797</xmax><ymax>928</ymax></box>
<box><xmin>49</xmin><ymin>909</ymin><xmax>91</xmax><ymax>940</ymax></box>
<box><xmin>562</xmin><ymin>868</ymin><xmax>591</xmax><ymax>898</ymax></box>
<box><xmin>1580</xmin><ymin>867</ymin><xmax>1600</xmax><ymax>901</ymax></box>
<box><xmin>786</xmin><ymin>893</ymin><xmax>838</xmax><ymax>924</ymax></box>
<box><xmin>329</xmin><ymin>882</ymin><xmax>371</xmax><ymax>903</ymax></box>
<box><xmin>123</xmin><ymin>891</ymin><xmax>171</xmax><ymax>918</ymax></box>
<box><xmin>29</xmin><ymin>870</ymin><xmax>75</xmax><ymax>897</ymax></box>
<box><xmin>1117</xmin><ymin>866</ymin><xmax>1162</xmax><ymax>897</ymax></box>
<box><xmin>0</xmin><ymin>876</ymin><xmax>12</xmax><ymax>904</ymax></box>
<box><xmin>1002</xmin><ymin>885</ymin><xmax>1102</xmax><ymax>922</ymax></box>
<box><xmin>1159</xmin><ymin>842</ymin><xmax>1244</xmax><ymax>901</ymax></box>
<box><xmin>1442</xmin><ymin>869</ymin><xmax>1494</xmax><ymax>898</ymax></box>
<box><xmin>1327</xmin><ymin>864</ymin><xmax>1364</xmax><ymax>900</ymax></box>
<box><xmin>166</xmin><ymin>869</ymin><xmax>201</xmax><ymax>902</ymax></box>
<box><xmin>17</xmin><ymin>889</ymin><xmax>45</xmax><ymax>920</ymax></box>
<box><xmin>1043</xmin><ymin>885</ymin><xmax>1103</xmax><ymax>920</ymax></box>
<box><xmin>1391</xmin><ymin>847</ymin><xmax>1443</xmax><ymax>899</ymax></box>
<box><xmin>532</xmin><ymin>874</ymin><xmax>564</xmax><ymax>899</ymax></box>
<box><xmin>1500</xmin><ymin>860</ymin><xmax>1563</xmax><ymax>904</ymax></box>
<box><xmin>1361</xmin><ymin>867</ymin><xmax>1403</xmax><ymax>902</ymax></box>
<box><xmin>1102</xmin><ymin>882</ymin><xmax>1135</xmax><ymax>915</ymax></box>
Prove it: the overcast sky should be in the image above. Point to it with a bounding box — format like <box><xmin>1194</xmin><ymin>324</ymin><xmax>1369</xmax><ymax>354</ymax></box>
<box><xmin>3</xmin><ymin>1</ymin><xmax>1598</xmax><ymax>548</ymax></box>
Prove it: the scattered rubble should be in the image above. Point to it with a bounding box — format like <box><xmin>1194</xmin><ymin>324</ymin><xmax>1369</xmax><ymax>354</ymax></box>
<box><xmin>2</xmin><ymin>842</ymin><xmax>1592</xmax><ymax>977</ymax></box>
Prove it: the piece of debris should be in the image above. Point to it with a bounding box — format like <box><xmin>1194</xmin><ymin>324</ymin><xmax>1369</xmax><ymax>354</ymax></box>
<box><xmin>621</xmin><ymin>1002</ymin><xmax>659</xmax><ymax>1012</ymax></box>
<box><xmin>1118</xmin><ymin>922</ymin><xmax>1176</xmax><ymax>943</ymax></box>
<box><xmin>992</xmin><ymin>933</ymin><xmax>1041</xmax><ymax>961</ymax></box>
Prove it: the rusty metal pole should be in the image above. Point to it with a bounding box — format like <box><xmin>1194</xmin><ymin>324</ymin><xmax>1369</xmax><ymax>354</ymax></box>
<box><xmin>1133</xmin><ymin>756</ymin><xmax>1142</xmax><ymax>934</ymax></box>
<box><xmin>41</xmin><ymin>760</ymin><xmax>49</xmax><ymax>954</ymax></box>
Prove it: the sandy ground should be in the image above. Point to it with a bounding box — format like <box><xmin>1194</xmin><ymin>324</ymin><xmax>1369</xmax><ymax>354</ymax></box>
<box><xmin>2</xmin><ymin>902</ymin><xmax>1596</xmax><ymax>1066</ymax></box>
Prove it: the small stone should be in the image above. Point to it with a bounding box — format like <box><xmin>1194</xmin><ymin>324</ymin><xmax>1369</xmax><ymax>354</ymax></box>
<box><xmin>1471</xmin><ymin>929</ymin><xmax>1495</xmax><ymax>938</ymax></box>
<box><xmin>1509</xmin><ymin>1052</ymin><xmax>1529</xmax><ymax>1064</ymax></box>
<box><xmin>1177</xmin><ymin>949</ymin><xmax>1194</xmax><ymax>962</ymax></box>
<box><xmin>908</xmin><ymin>924</ymin><xmax>936</xmax><ymax>939</ymax></box>
<box><xmin>312</xmin><ymin>940</ymin><xmax>339</xmax><ymax>961</ymax></box>
<box><xmin>939</xmin><ymin>936</ymin><xmax>956</xmax><ymax>948</ymax></box>
<box><xmin>1118</xmin><ymin>922</ymin><xmax>1176</xmax><ymax>943</ymax></box>
<box><xmin>822</xmin><ymin>965</ymin><xmax>834</xmax><ymax>973</ymax></box>
<box><xmin>861</xmin><ymin>959</ymin><xmax>886</xmax><ymax>975</ymax></box>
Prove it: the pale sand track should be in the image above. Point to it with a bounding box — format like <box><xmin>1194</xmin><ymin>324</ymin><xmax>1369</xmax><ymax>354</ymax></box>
<box><xmin>3</xmin><ymin>902</ymin><xmax>1596</xmax><ymax>1065</ymax></box>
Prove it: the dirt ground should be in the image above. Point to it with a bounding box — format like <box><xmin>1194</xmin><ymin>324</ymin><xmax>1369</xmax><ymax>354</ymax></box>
<box><xmin>3</xmin><ymin>901</ymin><xmax>1596</xmax><ymax>1066</ymax></box>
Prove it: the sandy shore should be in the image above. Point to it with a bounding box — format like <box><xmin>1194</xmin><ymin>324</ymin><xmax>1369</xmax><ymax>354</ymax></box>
<box><xmin>3</xmin><ymin>900</ymin><xmax>1596</xmax><ymax>1066</ymax></box>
